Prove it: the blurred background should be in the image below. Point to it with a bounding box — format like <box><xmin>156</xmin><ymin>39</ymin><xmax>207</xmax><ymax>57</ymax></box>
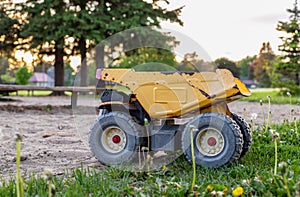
<box><xmin>0</xmin><ymin>0</ymin><xmax>299</xmax><ymax>94</ymax></box>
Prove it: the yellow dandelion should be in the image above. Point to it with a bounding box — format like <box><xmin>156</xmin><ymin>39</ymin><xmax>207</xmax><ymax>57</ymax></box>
<box><xmin>207</xmin><ymin>184</ymin><xmax>213</xmax><ymax>192</ymax></box>
<box><xmin>223</xmin><ymin>187</ymin><xmax>229</xmax><ymax>195</ymax></box>
<box><xmin>161</xmin><ymin>165</ymin><xmax>167</xmax><ymax>171</ymax></box>
<box><xmin>232</xmin><ymin>186</ymin><xmax>243</xmax><ymax>197</ymax></box>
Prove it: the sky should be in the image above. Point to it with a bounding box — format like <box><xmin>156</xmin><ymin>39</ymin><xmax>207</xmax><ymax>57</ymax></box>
<box><xmin>160</xmin><ymin>0</ymin><xmax>295</xmax><ymax>61</ymax></box>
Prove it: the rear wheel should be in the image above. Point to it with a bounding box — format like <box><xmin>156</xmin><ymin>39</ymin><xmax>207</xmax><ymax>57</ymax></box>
<box><xmin>181</xmin><ymin>112</ymin><xmax>243</xmax><ymax>168</ymax></box>
<box><xmin>89</xmin><ymin>111</ymin><xmax>142</xmax><ymax>166</ymax></box>
<box><xmin>232</xmin><ymin>113</ymin><xmax>252</xmax><ymax>158</ymax></box>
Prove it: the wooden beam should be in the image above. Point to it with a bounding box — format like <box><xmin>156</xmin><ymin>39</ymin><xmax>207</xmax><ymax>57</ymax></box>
<box><xmin>0</xmin><ymin>84</ymin><xmax>102</xmax><ymax>92</ymax></box>
<box><xmin>0</xmin><ymin>84</ymin><xmax>104</xmax><ymax>108</ymax></box>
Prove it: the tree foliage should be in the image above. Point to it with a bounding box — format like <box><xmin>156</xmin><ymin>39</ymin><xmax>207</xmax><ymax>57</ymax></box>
<box><xmin>87</xmin><ymin>0</ymin><xmax>183</xmax><ymax>85</ymax></box>
<box><xmin>176</xmin><ymin>52</ymin><xmax>215</xmax><ymax>72</ymax></box>
<box><xmin>237</xmin><ymin>56</ymin><xmax>256</xmax><ymax>78</ymax></box>
<box><xmin>214</xmin><ymin>57</ymin><xmax>240</xmax><ymax>77</ymax></box>
<box><xmin>0</xmin><ymin>57</ymin><xmax>9</xmax><ymax>76</ymax></box>
<box><xmin>0</xmin><ymin>71</ymin><xmax>15</xmax><ymax>84</ymax></box>
<box><xmin>20</xmin><ymin>0</ymin><xmax>72</xmax><ymax>88</ymax></box>
<box><xmin>253</xmin><ymin>42</ymin><xmax>275</xmax><ymax>87</ymax></box>
<box><xmin>274</xmin><ymin>0</ymin><xmax>300</xmax><ymax>93</ymax></box>
<box><xmin>0</xmin><ymin>0</ymin><xmax>183</xmax><ymax>89</ymax></box>
<box><xmin>115</xmin><ymin>47</ymin><xmax>177</xmax><ymax>69</ymax></box>
<box><xmin>15</xmin><ymin>67</ymin><xmax>33</xmax><ymax>85</ymax></box>
<box><xmin>109</xmin><ymin>28</ymin><xmax>180</xmax><ymax>69</ymax></box>
<box><xmin>0</xmin><ymin>2</ymin><xmax>24</xmax><ymax>57</ymax></box>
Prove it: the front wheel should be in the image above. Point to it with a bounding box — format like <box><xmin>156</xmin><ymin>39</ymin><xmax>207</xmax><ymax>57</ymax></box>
<box><xmin>181</xmin><ymin>112</ymin><xmax>243</xmax><ymax>168</ymax></box>
<box><xmin>89</xmin><ymin>111</ymin><xmax>142</xmax><ymax>166</ymax></box>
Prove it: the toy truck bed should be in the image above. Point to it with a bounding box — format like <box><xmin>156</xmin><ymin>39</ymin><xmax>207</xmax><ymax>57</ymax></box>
<box><xmin>96</xmin><ymin>68</ymin><xmax>251</xmax><ymax>118</ymax></box>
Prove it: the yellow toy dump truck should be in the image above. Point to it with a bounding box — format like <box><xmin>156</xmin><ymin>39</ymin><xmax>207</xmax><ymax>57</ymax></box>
<box><xmin>89</xmin><ymin>68</ymin><xmax>252</xmax><ymax>168</ymax></box>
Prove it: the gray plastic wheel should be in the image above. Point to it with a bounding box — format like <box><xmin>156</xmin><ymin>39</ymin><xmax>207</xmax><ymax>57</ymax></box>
<box><xmin>181</xmin><ymin>112</ymin><xmax>243</xmax><ymax>168</ymax></box>
<box><xmin>89</xmin><ymin>111</ymin><xmax>141</xmax><ymax>166</ymax></box>
<box><xmin>232</xmin><ymin>113</ymin><xmax>252</xmax><ymax>158</ymax></box>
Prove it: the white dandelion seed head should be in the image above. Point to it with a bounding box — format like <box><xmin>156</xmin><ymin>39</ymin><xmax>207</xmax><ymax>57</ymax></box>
<box><xmin>254</xmin><ymin>176</ymin><xmax>261</xmax><ymax>182</ymax></box>
<box><xmin>269</xmin><ymin>129</ymin><xmax>276</xmax><ymax>134</ymax></box>
<box><xmin>278</xmin><ymin>161</ymin><xmax>287</xmax><ymax>168</ymax></box>
<box><xmin>44</xmin><ymin>168</ymin><xmax>54</xmax><ymax>180</ymax></box>
<box><xmin>242</xmin><ymin>179</ymin><xmax>248</xmax><ymax>185</ymax></box>
<box><xmin>251</xmin><ymin>113</ymin><xmax>258</xmax><ymax>120</ymax></box>
<box><xmin>274</xmin><ymin>132</ymin><xmax>280</xmax><ymax>139</ymax></box>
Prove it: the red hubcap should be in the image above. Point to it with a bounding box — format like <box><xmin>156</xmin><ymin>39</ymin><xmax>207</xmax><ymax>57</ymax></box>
<box><xmin>112</xmin><ymin>135</ymin><xmax>121</xmax><ymax>144</ymax></box>
<box><xmin>207</xmin><ymin>137</ymin><xmax>217</xmax><ymax>146</ymax></box>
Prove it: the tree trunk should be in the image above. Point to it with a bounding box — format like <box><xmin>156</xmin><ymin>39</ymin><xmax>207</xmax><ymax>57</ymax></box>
<box><xmin>79</xmin><ymin>35</ymin><xmax>87</xmax><ymax>87</ymax></box>
<box><xmin>95</xmin><ymin>45</ymin><xmax>105</xmax><ymax>68</ymax></box>
<box><xmin>51</xmin><ymin>42</ymin><xmax>65</xmax><ymax>96</ymax></box>
<box><xmin>95</xmin><ymin>45</ymin><xmax>105</xmax><ymax>88</ymax></box>
<box><xmin>54</xmin><ymin>46</ymin><xmax>64</xmax><ymax>86</ymax></box>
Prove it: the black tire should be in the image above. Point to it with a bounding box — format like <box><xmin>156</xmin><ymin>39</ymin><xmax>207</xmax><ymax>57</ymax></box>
<box><xmin>181</xmin><ymin>112</ymin><xmax>243</xmax><ymax>168</ymax></box>
<box><xmin>232</xmin><ymin>113</ymin><xmax>252</xmax><ymax>158</ymax></box>
<box><xmin>89</xmin><ymin>111</ymin><xmax>142</xmax><ymax>166</ymax></box>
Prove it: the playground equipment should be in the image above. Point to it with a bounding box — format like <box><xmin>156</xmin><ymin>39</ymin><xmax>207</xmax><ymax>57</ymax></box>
<box><xmin>89</xmin><ymin>68</ymin><xmax>252</xmax><ymax>168</ymax></box>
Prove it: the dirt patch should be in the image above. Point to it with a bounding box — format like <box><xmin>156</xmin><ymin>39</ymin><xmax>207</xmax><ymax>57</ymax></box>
<box><xmin>0</xmin><ymin>96</ymin><xmax>101</xmax><ymax>180</ymax></box>
<box><xmin>228</xmin><ymin>101</ymin><xmax>300</xmax><ymax>126</ymax></box>
<box><xmin>0</xmin><ymin>96</ymin><xmax>299</xmax><ymax>180</ymax></box>
<box><xmin>0</xmin><ymin>110</ymin><xmax>101</xmax><ymax>180</ymax></box>
<box><xmin>0</xmin><ymin>104</ymin><xmax>99</xmax><ymax>115</ymax></box>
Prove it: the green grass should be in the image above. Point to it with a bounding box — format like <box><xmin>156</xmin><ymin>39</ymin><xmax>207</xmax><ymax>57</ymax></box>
<box><xmin>241</xmin><ymin>89</ymin><xmax>300</xmax><ymax>104</ymax></box>
<box><xmin>9</xmin><ymin>90</ymin><xmax>72</xmax><ymax>97</ymax></box>
<box><xmin>1</xmin><ymin>121</ymin><xmax>299</xmax><ymax>196</ymax></box>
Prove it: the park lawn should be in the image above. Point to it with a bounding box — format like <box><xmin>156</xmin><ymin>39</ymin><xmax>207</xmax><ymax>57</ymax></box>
<box><xmin>9</xmin><ymin>90</ymin><xmax>72</xmax><ymax>97</ymax></box>
<box><xmin>241</xmin><ymin>89</ymin><xmax>300</xmax><ymax>104</ymax></box>
<box><xmin>0</xmin><ymin>120</ymin><xmax>299</xmax><ymax>196</ymax></box>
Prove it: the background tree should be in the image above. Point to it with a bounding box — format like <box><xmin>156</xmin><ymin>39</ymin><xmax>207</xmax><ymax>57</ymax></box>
<box><xmin>176</xmin><ymin>52</ymin><xmax>215</xmax><ymax>72</ymax></box>
<box><xmin>0</xmin><ymin>2</ymin><xmax>24</xmax><ymax>58</ymax></box>
<box><xmin>8</xmin><ymin>0</ymin><xmax>183</xmax><ymax>89</ymax></box>
<box><xmin>254</xmin><ymin>42</ymin><xmax>275</xmax><ymax>87</ymax></box>
<box><xmin>274</xmin><ymin>0</ymin><xmax>300</xmax><ymax>93</ymax></box>
<box><xmin>15</xmin><ymin>67</ymin><xmax>33</xmax><ymax>85</ymax></box>
<box><xmin>89</xmin><ymin>0</ymin><xmax>183</xmax><ymax>85</ymax></box>
<box><xmin>108</xmin><ymin>28</ymin><xmax>180</xmax><ymax>70</ymax></box>
<box><xmin>66</xmin><ymin>0</ymin><xmax>108</xmax><ymax>87</ymax></box>
<box><xmin>64</xmin><ymin>63</ymin><xmax>75</xmax><ymax>86</ymax></box>
<box><xmin>21</xmin><ymin>0</ymin><xmax>72</xmax><ymax>91</ymax></box>
<box><xmin>214</xmin><ymin>57</ymin><xmax>240</xmax><ymax>77</ymax></box>
<box><xmin>1</xmin><ymin>71</ymin><xmax>15</xmax><ymax>84</ymax></box>
<box><xmin>116</xmin><ymin>47</ymin><xmax>177</xmax><ymax>68</ymax></box>
<box><xmin>0</xmin><ymin>58</ymin><xmax>9</xmax><ymax>83</ymax></box>
<box><xmin>1</xmin><ymin>0</ymin><xmax>183</xmax><ymax>89</ymax></box>
<box><xmin>0</xmin><ymin>1</ymin><xmax>27</xmax><ymax>79</ymax></box>
<box><xmin>59</xmin><ymin>0</ymin><xmax>183</xmax><ymax>87</ymax></box>
<box><xmin>237</xmin><ymin>55</ymin><xmax>256</xmax><ymax>78</ymax></box>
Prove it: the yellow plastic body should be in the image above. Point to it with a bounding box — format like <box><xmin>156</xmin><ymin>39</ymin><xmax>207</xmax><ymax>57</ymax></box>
<box><xmin>98</xmin><ymin>68</ymin><xmax>251</xmax><ymax>119</ymax></box>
